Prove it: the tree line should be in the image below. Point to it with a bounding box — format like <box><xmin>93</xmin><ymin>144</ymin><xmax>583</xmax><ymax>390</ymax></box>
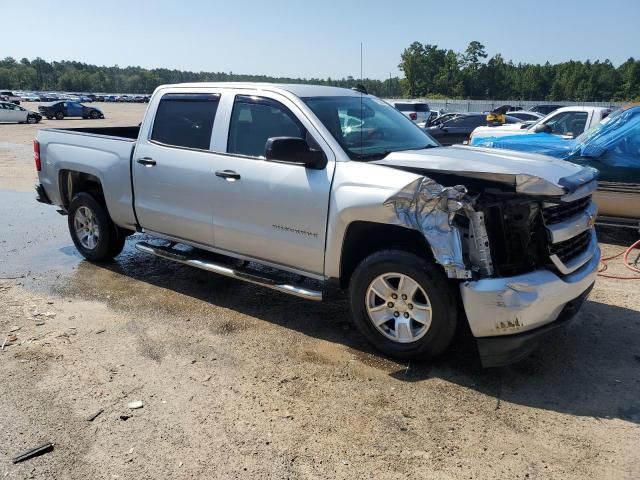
<box><xmin>1</xmin><ymin>41</ymin><xmax>639</xmax><ymax>101</ymax></box>
<box><xmin>0</xmin><ymin>57</ymin><xmax>401</xmax><ymax>97</ymax></box>
<box><xmin>399</xmin><ymin>41</ymin><xmax>640</xmax><ymax>101</ymax></box>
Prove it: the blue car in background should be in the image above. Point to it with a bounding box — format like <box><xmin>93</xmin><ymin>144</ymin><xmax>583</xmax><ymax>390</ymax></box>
<box><xmin>38</xmin><ymin>101</ymin><xmax>105</xmax><ymax>120</ymax></box>
<box><xmin>472</xmin><ymin>106</ymin><xmax>640</xmax><ymax>227</ymax></box>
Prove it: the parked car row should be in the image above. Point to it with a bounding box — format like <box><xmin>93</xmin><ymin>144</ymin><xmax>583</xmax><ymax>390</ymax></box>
<box><xmin>1</xmin><ymin>90</ymin><xmax>151</xmax><ymax>104</ymax></box>
<box><xmin>426</xmin><ymin>112</ymin><xmax>524</xmax><ymax>146</ymax></box>
<box><xmin>0</xmin><ymin>100</ymin><xmax>105</xmax><ymax>124</ymax></box>
<box><xmin>382</xmin><ymin>100</ymin><xmax>615</xmax><ymax>147</ymax></box>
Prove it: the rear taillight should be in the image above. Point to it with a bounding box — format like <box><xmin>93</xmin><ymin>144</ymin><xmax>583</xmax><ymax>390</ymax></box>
<box><xmin>409</xmin><ymin>112</ymin><xmax>417</xmax><ymax>121</ymax></box>
<box><xmin>33</xmin><ymin>139</ymin><xmax>41</xmax><ymax>171</ymax></box>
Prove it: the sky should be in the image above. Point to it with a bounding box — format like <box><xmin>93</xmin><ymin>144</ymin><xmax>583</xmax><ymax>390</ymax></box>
<box><xmin>2</xmin><ymin>0</ymin><xmax>639</xmax><ymax>80</ymax></box>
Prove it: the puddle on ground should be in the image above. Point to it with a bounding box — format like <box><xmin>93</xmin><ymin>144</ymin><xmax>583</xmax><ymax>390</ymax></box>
<box><xmin>0</xmin><ymin>188</ymin><xmax>425</xmax><ymax>373</ymax></box>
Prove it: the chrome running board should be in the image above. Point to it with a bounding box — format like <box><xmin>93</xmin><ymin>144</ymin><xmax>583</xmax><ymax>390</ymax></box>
<box><xmin>135</xmin><ymin>242</ymin><xmax>323</xmax><ymax>301</ymax></box>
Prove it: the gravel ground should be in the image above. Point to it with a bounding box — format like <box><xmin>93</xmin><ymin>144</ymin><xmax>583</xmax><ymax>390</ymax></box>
<box><xmin>0</xmin><ymin>105</ymin><xmax>639</xmax><ymax>479</ymax></box>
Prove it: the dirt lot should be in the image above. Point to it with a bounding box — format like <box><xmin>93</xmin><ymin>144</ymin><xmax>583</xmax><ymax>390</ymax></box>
<box><xmin>1</xmin><ymin>104</ymin><xmax>639</xmax><ymax>479</ymax></box>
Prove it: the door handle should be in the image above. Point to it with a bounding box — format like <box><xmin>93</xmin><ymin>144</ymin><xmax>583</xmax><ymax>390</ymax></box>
<box><xmin>215</xmin><ymin>169</ymin><xmax>241</xmax><ymax>180</ymax></box>
<box><xmin>137</xmin><ymin>157</ymin><xmax>156</xmax><ymax>166</ymax></box>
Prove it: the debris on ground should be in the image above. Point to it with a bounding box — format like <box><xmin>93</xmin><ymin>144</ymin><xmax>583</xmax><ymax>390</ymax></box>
<box><xmin>127</xmin><ymin>401</ymin><xmax>143</xmax><ymax>409</ymax></box>
<box><xmin>12</xmin><ymin>442</ymin><xmax>54</xmax><ymax>464</ymax></box>
<box><xmin>1</xmin><ymin>333</ymin><xmax>18</xmax><ymax>350</ymax></box>
<box><xmin>86</xmin><ymin>408</ymin><xmax>104</xmax><ymax>422</ymax></box>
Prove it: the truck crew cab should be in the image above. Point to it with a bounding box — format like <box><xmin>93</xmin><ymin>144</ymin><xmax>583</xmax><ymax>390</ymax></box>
<box><xmin>34</xmin><ymin>83</ymin><xmax>600</xmax><ymax>367</ymax></box>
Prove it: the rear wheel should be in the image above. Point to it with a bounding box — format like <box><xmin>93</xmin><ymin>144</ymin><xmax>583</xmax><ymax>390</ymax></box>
<box><xmin>68</xmin><ymin>192</ymin><xmax>125</xmax><ymax>261</ymax></box>
<box><xmin>55</xmin><ymin>111</ymin><xmax>64</xmax><ymax>120</ymax></box>
<box><xmin>349</xmin><ymin>250</ymin><xmax>457</xmax><ymax>360</ymax></box>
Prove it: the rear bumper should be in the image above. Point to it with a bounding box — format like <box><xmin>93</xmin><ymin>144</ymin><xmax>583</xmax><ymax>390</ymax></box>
<box><xmin>35</xmin><ymin>183</ymin><xmax>52</xmax><ymax>205</ymax></box>
<box><xmin>460</xmin><ymin>238</ymin><xmax>600</xmax><ymax>367</ymax></box>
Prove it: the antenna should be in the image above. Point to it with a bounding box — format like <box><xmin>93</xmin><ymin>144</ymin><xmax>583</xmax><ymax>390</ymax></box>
<box><xmin>352</xmin><ymin>43</ymin><xmax>367</xmax><ymax>94</ymax></box>
<box><xmin>360</xmin><ymin>42</ymin><xmax>363</xmax><ymax>83</ymax></box>
<box><xmin>361</xmin><ymin>42</ymin><xmax>364</xmax><ymax>156</ymax></box>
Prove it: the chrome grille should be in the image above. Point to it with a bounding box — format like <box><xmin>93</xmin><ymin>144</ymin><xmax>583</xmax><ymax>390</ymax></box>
<box><xmin>542</xmin><ymin>194</ymin><xmax>596</xmax><ymax>274</ymax></box>
<box><xmin>542</xmin><ymin>196</ymin><xmax>592</xmax><ymax>224</ymax></box>
<box><xmin>548</xmin><ymin>230</ymin><xmax>592</xmax><ymax>264</ymax></box>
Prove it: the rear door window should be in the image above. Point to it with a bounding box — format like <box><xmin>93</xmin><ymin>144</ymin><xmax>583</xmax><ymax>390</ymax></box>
<box><xmin>151</xmin><ymin>93</ymin><xmax>220</xmax><ymax>149</ymax></box>
<box><xmin>227</xmin><ymin>96</ymin><xmax>304</xmax><ymax>158</ymax></box>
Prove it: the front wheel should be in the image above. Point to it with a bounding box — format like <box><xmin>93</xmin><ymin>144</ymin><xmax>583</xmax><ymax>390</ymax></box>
<box><xmin>55</xmin><ymin>111</ymin><xmax>64</xmax><ymax>120</ymax></box>
<box><xmin>349</xmin><ymin>250</ymin><xmax>457</xmax><ymax>360</ymax></box>
<box><xmin>89</xmin><ymin>110</ymin><xmax>99</xmax><ymax>119</ymax></box>
<box><xmin>67</xmin><ymin>192</ymin><xmax>125</xmax><ymax>261</ymax></box>
<box><xmin>27</xmin><ymin>115</ymin><xmax>38</xmax><ymax>124</ymax></box>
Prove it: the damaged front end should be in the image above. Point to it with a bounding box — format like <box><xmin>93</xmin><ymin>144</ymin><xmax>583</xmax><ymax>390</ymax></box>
<box><xmin>383</xmin><ymin>176</ymin><xmax>494</xmax><ymax>280</ymax></box>
<box><xmin>380</xmin><ymin>167</ymin><xmax>600</xmax><ymax>366</ymax></box>
<box><xmin>381</xmin><ymin>169</ymin><xmax>596</xmax><ymax>281</ymax></box>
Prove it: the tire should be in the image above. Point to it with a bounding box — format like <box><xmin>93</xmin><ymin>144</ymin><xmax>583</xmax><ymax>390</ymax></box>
<box><xmin>349</xmin><ymin>250</ymin><xmax>457</xmax><ymax>360</ymax></box>
<box><xmin>27</xmin><ymin>115</ymin><xmax>37</xmax><ymax>124</ymax></box>
<box><xmin>55</xmin><ymin>111</ymin><xmax>64</xmax><ymax>120</ymax></box>
<box><xmin>89</xmin><ymin>110</ymin><xmax>98</xmax><ymax>119</ymax></box>
<box><xmin>67</xmin><ymin>192</ymin><xmax>125</xmax><ymax>261</ymax></box>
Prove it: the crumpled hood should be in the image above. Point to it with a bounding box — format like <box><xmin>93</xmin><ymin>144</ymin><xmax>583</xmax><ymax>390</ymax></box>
<box><xmin>371</xmin><ymin>145</ymin><xmax>596</xmax><ymax>196</ymax></box>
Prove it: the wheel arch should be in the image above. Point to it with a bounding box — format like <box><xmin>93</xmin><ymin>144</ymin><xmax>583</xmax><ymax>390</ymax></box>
<box><xmin>337</xmin><ymin>221</ymin><xmax>435</xmax><ymax>289</ymax></box>
<box><xmin>59</xmin><ymin>169</ymin><xmax>104</xmax><ymax>209</ymax></box>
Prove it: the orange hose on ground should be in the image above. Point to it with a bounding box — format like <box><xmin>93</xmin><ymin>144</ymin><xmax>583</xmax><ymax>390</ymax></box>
<box><xmin>597</xmin><ymin>238</ymin><xmax>640</xmax><ymax>279</ymax></box>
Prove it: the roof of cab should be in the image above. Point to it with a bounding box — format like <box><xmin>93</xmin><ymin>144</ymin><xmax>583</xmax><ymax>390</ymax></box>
<box><xmin>552</xmin><ymin>106</ymin><xmax>611</xmax><ymax>114</ymax></box>
<box><xmin>168</xmin><ymin>82</ymin><xmax>363</xmax><ymax>98</ymax></box>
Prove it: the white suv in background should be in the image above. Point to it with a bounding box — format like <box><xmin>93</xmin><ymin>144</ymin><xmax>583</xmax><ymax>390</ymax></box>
<box><xmin>387</xmin><ymin>100</ymin><xmax>431</xmax><ymax>127</ymax></box>
<box><xmin>470</xmin><ymin>106</ymin><xmax>612</xmax><ymax>143</ymax></box>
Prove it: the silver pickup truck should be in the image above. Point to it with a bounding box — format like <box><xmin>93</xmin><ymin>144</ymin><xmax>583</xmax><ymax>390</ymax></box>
<box><xmin>34</xmin><ymin>83</ymin><xmax>601</xmax><ymax>367</ymax></box>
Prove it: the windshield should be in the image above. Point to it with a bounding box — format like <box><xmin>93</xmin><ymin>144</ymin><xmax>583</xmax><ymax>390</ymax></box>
<box><xmin>303</xmin><ymin>96</ymin><xmax>438</xmax><ymax>160</ymax></box>
<box><xmin>396</xmin><ymin>103</ymin><xmax>429</xmax><ymax>112</ymax></box>
<box><xmin>574</xmin><ymin>108</ymin><xmax>622</xmax><ymax>144</ymax></box>
<box><xmin>570</xmin><ymin>106</ymin><xmax>640</xmax><ymax>164</ymax></box>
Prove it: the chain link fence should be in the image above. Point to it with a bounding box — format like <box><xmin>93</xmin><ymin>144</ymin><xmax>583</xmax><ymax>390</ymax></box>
<box><xmin>385</xmin><ymin>98</ymin><xmax>625</xmax><ymax>113</ymax></box>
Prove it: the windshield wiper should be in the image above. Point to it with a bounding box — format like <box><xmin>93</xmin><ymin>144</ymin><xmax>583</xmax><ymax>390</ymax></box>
<box><xmin>352</xmin><ymin>145</ymin><xmax>436</xmax><ymax>161</ymax></box>
<box><xmin>352</xmin><ymin>151</ymin><xmax>392</xmax><ymax>161</ymax></box>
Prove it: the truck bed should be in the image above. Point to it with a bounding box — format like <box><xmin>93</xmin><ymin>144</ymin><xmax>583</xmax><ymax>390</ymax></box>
<box><xmin>41</xmin><ymin>125</ymin><xmax>140</xmax><ymax>140</ymax></box>
<box><xmin>37</xmin><ymin>126</ymin><xmax>140</xmax><ymax>230</ymax></box>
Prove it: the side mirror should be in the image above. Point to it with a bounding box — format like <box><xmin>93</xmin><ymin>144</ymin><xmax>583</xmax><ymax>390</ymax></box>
<box><xmin>533</xmin><ymin>123</ymin><xmax>552</xmax><ymax>134</ymax></box>
<box><xmin>265</xmin><ymin>137</ymin><xmax>327</xmax><ymax>170</ymax></box>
